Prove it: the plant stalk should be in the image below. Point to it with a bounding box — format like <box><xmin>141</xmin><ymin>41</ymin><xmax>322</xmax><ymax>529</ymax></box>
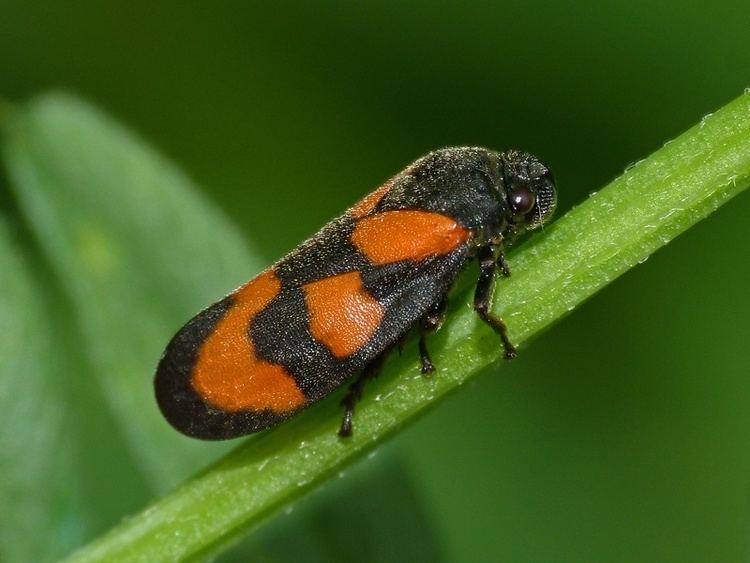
<box><xmin>66</xmin><ymin>92</ymin><xmax>750</xmax><ymax>562</ymax></box>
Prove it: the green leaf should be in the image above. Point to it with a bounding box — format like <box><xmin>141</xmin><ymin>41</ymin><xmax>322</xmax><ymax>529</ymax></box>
<box><xmin>64</xmin><ymin>92</ymin><xmax>750</xmax><ymax>562</ymax></box>
<box><xmin>0</xmin><ymin>217</ymin><xmax>78</xmax><ymax>562</ymax></box>
<box><xmin>0</xmin><ymin>213</ymin><xmax>145</xmax><ymax>560</ymax></box>
<box><xmin>1</xmin><ymin>93</ymin><xmax>264</xmax><ymax>490</ymax></box>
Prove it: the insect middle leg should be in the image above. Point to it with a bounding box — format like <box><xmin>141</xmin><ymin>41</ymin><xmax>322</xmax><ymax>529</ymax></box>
<box><xmin>474</xmin><ymin>245</ymin><xmax>517</xmax><ymax>359</ymax></box>
<box><xmin>338</xmin><ymin>352</ymin><xmax>387</xmax><ymax>437</ymax></box>
<box><xmin>419</xmin><ymin>297</ymin><xmax>447</xmax><ymax>375</ymax></box>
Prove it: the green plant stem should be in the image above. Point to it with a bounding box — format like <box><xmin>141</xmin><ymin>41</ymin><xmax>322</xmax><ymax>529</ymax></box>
<box><xmin>66</xmin><ymin>92</ymin><xmax>750</xmax><ymax>562</ymax></box>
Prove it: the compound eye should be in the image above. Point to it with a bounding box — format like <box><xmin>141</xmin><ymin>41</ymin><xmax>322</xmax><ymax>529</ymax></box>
<box><xmin>510</xmin><ymin>186</ymin><xmax>536</xmax><ymax>215</ymax></box>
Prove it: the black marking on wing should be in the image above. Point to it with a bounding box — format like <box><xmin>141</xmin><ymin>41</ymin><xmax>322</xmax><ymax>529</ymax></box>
<box><xmin>154</xmin><ymin>297</ymin><xmax>292</xmax><ymax>440</ymax></box>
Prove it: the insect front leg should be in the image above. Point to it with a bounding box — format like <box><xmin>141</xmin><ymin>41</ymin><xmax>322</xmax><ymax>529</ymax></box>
<box><xmin>338</xmin><ymin>352</ymin><xmax>387</xmax><ymax>437</ymax></box>
<box><xmin>474</xmin><ymin>245</ymin><xmax>517</xmax><ymax>359</ymax></box>
<box><xmin>419</xmin><ymin>297</ymin><xmax>447</xmax><ymax>375</ymax></box>
<box><xmin>497</xmin><ymin>251</ymin><xmax>511</xmax><ymax>278</ymax></box>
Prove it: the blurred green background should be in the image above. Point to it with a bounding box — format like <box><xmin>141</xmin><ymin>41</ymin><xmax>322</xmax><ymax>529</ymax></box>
<box><xmin>1</xmin><ymin>2</ymin><xmax>750</xmax><ymax>562</ymax></box>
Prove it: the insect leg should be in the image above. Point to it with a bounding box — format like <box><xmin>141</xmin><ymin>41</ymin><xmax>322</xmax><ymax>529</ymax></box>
<box><xmin>474</xmin><ymin>245</ymin><xmax>517</xmax><ymax>359</ymax></box>
<box><xmin>338</xmin><ymin>352</ymin><xmax>387</xmax><ymax>437</ymax></box>
<box><xmin>497</xmin><ymin>251</ymin><xmax>511</xmax><ymax>277</ymax></box>
<box><xmin>396</xmin><ymin>332</ymin><xmax>409</xmax><ymax>357</ymax></box>
<box><xmin>419</xmin><ymin>297</ymin><xmax>447</xmax><ymax>375</ymax></box>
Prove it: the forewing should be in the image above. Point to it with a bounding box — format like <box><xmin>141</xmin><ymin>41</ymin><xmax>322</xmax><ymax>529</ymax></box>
<box><xmin>155</xmin><ymin>208</ymin><xmax>473</xmax><ymax>439</ymax></box>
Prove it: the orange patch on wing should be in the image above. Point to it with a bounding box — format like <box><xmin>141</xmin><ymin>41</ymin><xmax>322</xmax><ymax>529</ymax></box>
<box><xmin>192</xmin><ymin>270</ymin><xmax>306</xmax><ymax>413</ymax></box>
<box><xmin>304</xmin><ymin>271</ymin><xmax>384</xmax><ymax>358</ymax></box>
<box><xmin>351</xmin><ymin>210</ymin><xmax>471</xmax><ymax>265</ymax></box>
<box><xmin>350</xmin><ymin>180</ymin><xmax>393</xmax><ymax>218</ymax></box>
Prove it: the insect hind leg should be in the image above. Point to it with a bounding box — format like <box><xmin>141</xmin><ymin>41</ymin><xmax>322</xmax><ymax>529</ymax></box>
<box><xmin>338</xmin><ymin>352</ymin><xmax>387</xmax><ymax>437</ymax></box>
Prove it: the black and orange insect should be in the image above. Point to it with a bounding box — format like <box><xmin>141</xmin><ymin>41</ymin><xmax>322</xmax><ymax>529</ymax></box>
<box><xmin>155</xmin><ymin>147</ymin><xmax>557</xmax><ymax>439</ymax></box>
